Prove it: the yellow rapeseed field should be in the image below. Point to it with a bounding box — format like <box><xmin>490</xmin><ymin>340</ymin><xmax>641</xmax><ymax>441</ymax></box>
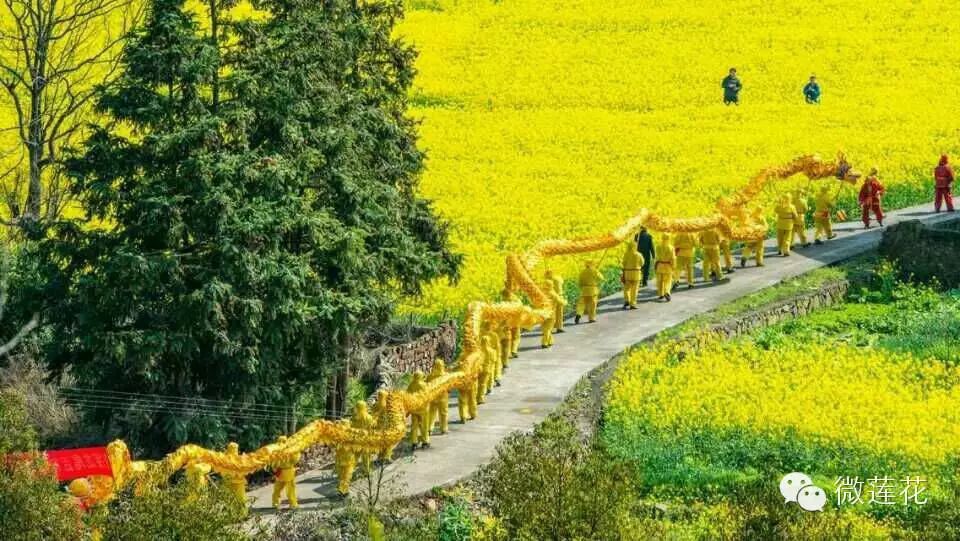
<box><xmin>398</xmin><ymin>0</ymin><xmax>960</xmax><ymax>315</ymax></box>
<box><xmin>4</xmin><ymin>2</ymin><xmax>960</xmax><ymax>316</ymax></box>
<box><xmin>606</xmin><ymin>339</ymin><xmax>960</xmax><ymax>464</ymax></box>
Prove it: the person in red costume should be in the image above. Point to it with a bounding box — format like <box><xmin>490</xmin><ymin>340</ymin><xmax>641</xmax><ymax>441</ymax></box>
<box><xmin>859</xmin><ymin>167</ymin><xmax>885</xmax><ymax>228</ymax></box>
<box><xmin>934</xmin><ymin>154</ymin><xmax>955</xmax><ymax>212</ymax></box>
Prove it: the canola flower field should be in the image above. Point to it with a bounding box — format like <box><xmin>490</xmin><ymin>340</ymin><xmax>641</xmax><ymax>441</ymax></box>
<box><xmin>603</xmin><ymin>278</ymin><xmax>960</xmax><ymax>533</ymax></box>
<box><xmin>398</xmin><ymin>0</ymin><xmax>960</xmax><ymax>315</ymax></box>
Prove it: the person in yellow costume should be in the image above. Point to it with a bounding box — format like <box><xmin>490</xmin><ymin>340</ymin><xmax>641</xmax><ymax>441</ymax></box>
<box><xmin>271</xmin><ymin>436</ymin><xmax>301</xmax><ymax>508</ymax></box>
<box><xmin>406</xmin><ymin>370</ymin><xmax>431</xmax><ymax>448</ymax></box>
<box><xmin>426</xmin><ymin>359</ymin><xmax>449</xmax><ymax>435</ymax></box>
<box><xmin>352</xmin><ymin>402</ymin><xmax>376</xmax><ymax>474</ymax></box>
<box><xmin>541</xmin><ymin>279</ymin><xmax>563</xmax><ymax>347</ymax></box>
<box><xmin>813</xmin><ymin>184</ymin><xmax>838</xmax><ymax>244</ymax></box>
<box><xmin>68</xmin><ymin>479</ymin><xmax>103</xmax><ymax>541</ymax></box>
<box><xmin>775</xmin><ymin>195</ymin><xmax>800</xmax><ymax>256</ymax></box>
<box><xmin>501</xmin><ymin>287</ymin><xmax>521</xmax><ymax>357</ymax></box>
<box><xmin>221</xmin><ymin>442</ymin><xmax>248</xmax><ymax>503</ymax></box>
<box><xmin>673</xmin><ymin>231</ymin><xmax>697</xmax><ymax>289</ymax></box>
<box><xmin>456</xmin><ymin>373</ymin><xmax>478</xmax><ymax>423</ymax></box>
<box><xmin>68</xmin><ymin>477</ymin><xmax>94</xmax><ymax>510</ymax></box>
<box><xmin>574</xmin><ymin>260</ymin><xmax>602</xmax><ymax>324</ymax></box>
<box><xmin>791</xmin><ymin>189</ymin><xmax>811</xmax><ymax>248</ymax></box>
<box><xmin>334</xmin><ymin>401</ymin><xmax>376</xmax><ymax>496</ymax></box>
<box><xmin>739</xmin><ymin>207</ymin><xmax>767</xmax><ymax>267</ymax></box>
<box><xmin>620</xmin><ymin>241</ymin><xmax>643</xmax><ymax>309</ymax></box>
<box><xmin>477</xmin><ymin>335</ymin><xmax>498</xmax><ymax>400</ymax></box>
<box><xmin>655</xmin><ymin>235</ymin><xmax>676</xmax><ymax>301</ymax></box>
<box><xmin>719</xmin><ymin>230</ymin><xmax>734</xmax><ymax>274</ymax></box>
<box><xmin>371</xmin><ymin>390</ymin><xmax>397</xmax><ymax>461</ymax></box>
<box><xmin>544</xmin><ymin>269</ymin><xmax>566</xmax><ymax>333</ymax></box>
<box><xmin>185</xmin><ymin>461</ymin><xmax>211</xmax><ymax>504</ymax></box>
<box><xmin>497</xmin><ymin>323</ymin><xmax>512</xmax><ymax>370</ymax></box>
<box><xmin>699</xmin><ymin>228</ymin><xmax>724</xmax><ymax>282</ymax></box>
<box><xmin>483</xmin><ymin>326</ymin><xmax>503</xmax><ymax>385</ymax></box>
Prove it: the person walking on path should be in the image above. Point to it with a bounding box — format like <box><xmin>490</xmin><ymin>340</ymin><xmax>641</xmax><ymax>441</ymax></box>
<box><xmin>775</xmin><ymin>195</ymin><xmax>800</xmax><ymax>256</ymax></box>
<box><xmin>722</xmin><ymin>68</ymin><xmax>742</xmax><ymax>105</ymax></box>
<box><xmin>544</xmin><ymin>269</ymin><xmax>566</xmax><ymax>333</ymax></box>
<box><xmin>859</xmin><ymin>167</ymin><xmax>885</xmax><ymax>228</ymax></box>
<box><xmin>673</xmin><ymin>231</ymin><xmax>698</xmax><ymax>289</ymax></box>
<box><xmin>635</xmin><ymin>227</ymin><xmax>656</xmax><ymax>287</ymax></box>
<box><xmin>803</xmin><ymin>75</ymin><xmax>821</xmax><ymax>104</ymax></box>
<box><xmin>621</xmin><ymin>241</ymin><xmax>644</xmax><ymax>309</ymax></box>
<box><xmin>719</xmin><ymin>231</ymin><xmax>734</xmax><ymax>274</ymax></box>
<box><xmin>934</xmin><ymin>154</ymin><xmax>955</xmax><ymax>212</ymax></box>
<box><xmin>699</xmin><ymin>228</ymin><xmax>725</xmax><ymax>282</ymax></box>
<box><xmin>739</xmin><ymin>207</ymin><xmax>767</xmax><ymax>267</ymax></box>
<box><xmin>792</xmin><ymin>189</ymin><xmax>811</xmax><ymax>247</ymax></box>
<box><xmin>655</xmin><ymin>235</ymin><xmax>676</xmax><ymax>302</ymax></box>
<box><xmin>813</xmin><ymin>184</ymin><xmax>838</xmax><ymax>244</ymax></box>
<box><xmin>574</xmin><ymin>260</ymin><xmax>602</xmax><ymax>324</ymax></box>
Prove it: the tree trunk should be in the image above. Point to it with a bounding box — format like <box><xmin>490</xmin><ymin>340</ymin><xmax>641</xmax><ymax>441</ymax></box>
<box><xmin>208</xmin><ymin>0</ymin><xmax>220</xmax><ymax>114</ymax></box>
<box><xmin>325</xmin><ymin>333</ymin><xmax>353</xmax><ymax>419</ymax></box>
<box><xmin>325</xmin><ymin>366</ymin><xmax>349</xmax><ymax>419</ymax></box>
<box><xmin>25</xmin><ymin>28</ymin><xmax>49</xmax><ymax>221</ymax></box>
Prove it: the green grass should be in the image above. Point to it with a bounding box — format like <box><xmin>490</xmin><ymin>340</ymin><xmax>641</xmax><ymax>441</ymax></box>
<box><xmin>602</xmin><ymin>274</ymin><xmax>960</xmax><ymax>533</ymax></box>
<box><xmin>657</xmin><ymin>253</ymin><xmax>876</xmax><ymax>341</ymax></box>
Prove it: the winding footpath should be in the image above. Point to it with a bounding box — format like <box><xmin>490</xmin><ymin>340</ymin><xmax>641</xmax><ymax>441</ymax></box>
<box><xmin>248</xmin><ymin>203</ymin><xmax>956</xmax><ymax>512</ymax></box>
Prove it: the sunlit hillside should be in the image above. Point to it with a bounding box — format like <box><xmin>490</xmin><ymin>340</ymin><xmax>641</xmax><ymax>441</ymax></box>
<box><xmin>397</xmin><ymin>0</ymin><xmax>960</xmax><ymax>315</ymax></box>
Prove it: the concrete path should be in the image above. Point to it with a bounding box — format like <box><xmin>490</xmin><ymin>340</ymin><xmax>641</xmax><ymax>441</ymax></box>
<box><xmin>248</xmin><ymin>203</ymin><xmax>956</xmax><ymax>512</ymax></box>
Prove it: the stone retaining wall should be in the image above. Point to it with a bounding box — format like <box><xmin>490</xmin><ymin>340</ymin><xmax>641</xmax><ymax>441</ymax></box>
<box><xmin>371</xmin><ymin>320</ymin><xmax>458</xmax><ymax>390</ymax></box>
<box><xmin>674</xmin><ymin>278</ymin><xmax>849</xmax><ymax>347</ymax></box>
<box><xmin>879</xmin><ymin>218</ymin><xmax>960</xmax><ymax>288</ymax></box>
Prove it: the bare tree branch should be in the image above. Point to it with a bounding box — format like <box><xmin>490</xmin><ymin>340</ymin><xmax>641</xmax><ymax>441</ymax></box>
<box><xmin>0</xmin><ymin>312</ymin><xmax>38</xmax><ymax>357</ymax></box>
<box><xmin>0</xmin><ymin>0</ymin><xmax>141</xmax><ymax>225</ymax></box>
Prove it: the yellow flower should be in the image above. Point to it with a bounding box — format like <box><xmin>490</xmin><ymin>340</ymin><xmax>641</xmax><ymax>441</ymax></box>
<box><xmin>608</xmin><ymin>340</ymin><xmax>960</xmax><ymax>463</ymax></box>
<box><xmin>394</xmin><ymin>0</ymin><xmax>960</xmax><ymax>315</ymax></box>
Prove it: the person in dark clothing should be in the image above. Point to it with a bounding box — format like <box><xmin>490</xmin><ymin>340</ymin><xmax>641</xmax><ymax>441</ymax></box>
<box><xmin>803</xmin><ymin>75</ymin><xmax>821</xmax><ymax>104</ymax></box>
<box><xmin>722</xmin><ymin>68</ymin><xmax>742</xmax><ymax>105</ymax></box>
<box><xmin>635</xmin><ymin>227</ymin><xmax>656</xmax><ymax>287</ymax></box>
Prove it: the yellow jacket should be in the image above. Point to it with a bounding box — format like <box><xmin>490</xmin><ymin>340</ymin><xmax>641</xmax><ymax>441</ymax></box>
<box><xmin>700</xmin><ymin>229</ymin><xmax>721</xmax><ymax>248</ymax></box>
<box><xmin>674</xmin><ymin>232</ymin><xmax>697</xmax><ymax>257</ymax></box>
<box><xmin>273</xmin><ymin>451</ymin><xmax>301</xmax><ymax>482</ymax></box>
<box><xmin>656</xmin><ymin>244</ymin><xmax>676</xmax><ymax>269</ymax></box>
<box><xmin>792</xmin><ymin>195</ymin><xmax>809</xmax><ymax>215</ymax></box>
<box><xmin>621</xmin><ymin>243</ymin><xmax>644</xmax><ymax>270</ymax></box>
<box><xmin>551</xmin><ymin>275</ymin><xmax>563</xmax><ymax>295</ymax></box>
<box><xmin>814</xmin><ymin>191</ymin><xmax>835</xmax><ymax>218</ymax></box>
<box><xmin>775</xmin><ymin>202</ymin><xmax>799</xmax><ymax>230</ymax></box>
<box><xmin>543</xmin><ymin>280</ymin><xmax>566</xmax><ymax>307</ymax></box>
<box><xmin>578</xmin><ymin>267</ymin><xmax>602</xmax><ymax>297</ymax></box>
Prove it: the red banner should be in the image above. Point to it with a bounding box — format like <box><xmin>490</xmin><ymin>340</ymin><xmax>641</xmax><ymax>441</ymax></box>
<box><xmin>44</xmin><ymin>447</ymin><xmax>113</xmax><ymax>481</ymax></box>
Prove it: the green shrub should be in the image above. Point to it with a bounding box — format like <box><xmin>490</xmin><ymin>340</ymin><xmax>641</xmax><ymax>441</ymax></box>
<box><xmin>0</xmin><ymin>454</ymin><xmax>85</xmax><ymax>541</ymax></box>
<box><xmin>0</xmin><ymin>389</ymin><xmax>37</xmax><ymax>453</ymax></box>
<box><xmin>437</xmin><ymin>498</ymin><xmax>473</xmax><ymax>541</ymax></box>
<box><xmin>97</xmin><ymin>482</ymin><xmax>249</xmax><ymax>541</ymax></box>
<box><xmin>478</xmin><ymin>416</ymin><xmax>638</xmax><ymax>541</ymax></box>
<box><xmin>268</xmin><ymin>507</ymin><xmax>367</xmax><ymax>541</ymax></box>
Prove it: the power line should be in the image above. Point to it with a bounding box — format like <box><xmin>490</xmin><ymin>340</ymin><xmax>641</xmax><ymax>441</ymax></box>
<box><xmin>60</xmin><ymin>388</ymin><xmax>343</xmax><ymax>420</ymax></box>
<box><xmin>61</xmin><ymin>397</ymin><xmax>296</xmax><ymax>423</ymax></box>
<box><xmin>60</xmin><ymin>387</ymin><xmax>306</xmax><ymax>414</ymax></box>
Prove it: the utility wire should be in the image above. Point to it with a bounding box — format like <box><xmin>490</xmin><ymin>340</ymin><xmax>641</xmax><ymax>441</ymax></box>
<box><xmin>61</xmin><ymin>387</ymin><xmax>309</xmax><ymax>413</ymax></box>
<box><xmin>61</xmin><ymin>397</ymin><xmax>296</xmax><ymax>423</ymax></box>
<box><xmin>60</xmin><ymin>388</ymin><xmax>343</xmax><ymax>420</ymax></box>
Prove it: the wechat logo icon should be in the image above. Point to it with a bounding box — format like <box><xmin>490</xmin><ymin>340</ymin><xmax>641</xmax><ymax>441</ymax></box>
<box><xmin>780</xmin><ymin>472</ymin><xmax>827</xmax><ymax>512</ymax></box>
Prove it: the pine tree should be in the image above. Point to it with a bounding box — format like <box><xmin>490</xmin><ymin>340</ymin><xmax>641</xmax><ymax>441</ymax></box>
<box><xmin>36</xmin><ymin>0</ymin><xmax>459</xmax><ymax>453</ymax></box>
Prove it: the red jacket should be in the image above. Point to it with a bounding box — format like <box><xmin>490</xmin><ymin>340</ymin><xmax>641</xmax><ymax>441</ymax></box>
<box><xmin>859</xmin><ymin>177</ymin><xmax>885</xmax><ymax>206</ymax></box>
<box><xmin>935</xmin><ymin>155</ymin><xmax>954</xmax><ymax>189</ymax></box>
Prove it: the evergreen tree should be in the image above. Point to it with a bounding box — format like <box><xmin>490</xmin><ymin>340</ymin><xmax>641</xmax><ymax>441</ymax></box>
<box><xmin>36</xmin><ymin>0</ymin><xmax>459</xmax><ymax>453</ymax></box>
